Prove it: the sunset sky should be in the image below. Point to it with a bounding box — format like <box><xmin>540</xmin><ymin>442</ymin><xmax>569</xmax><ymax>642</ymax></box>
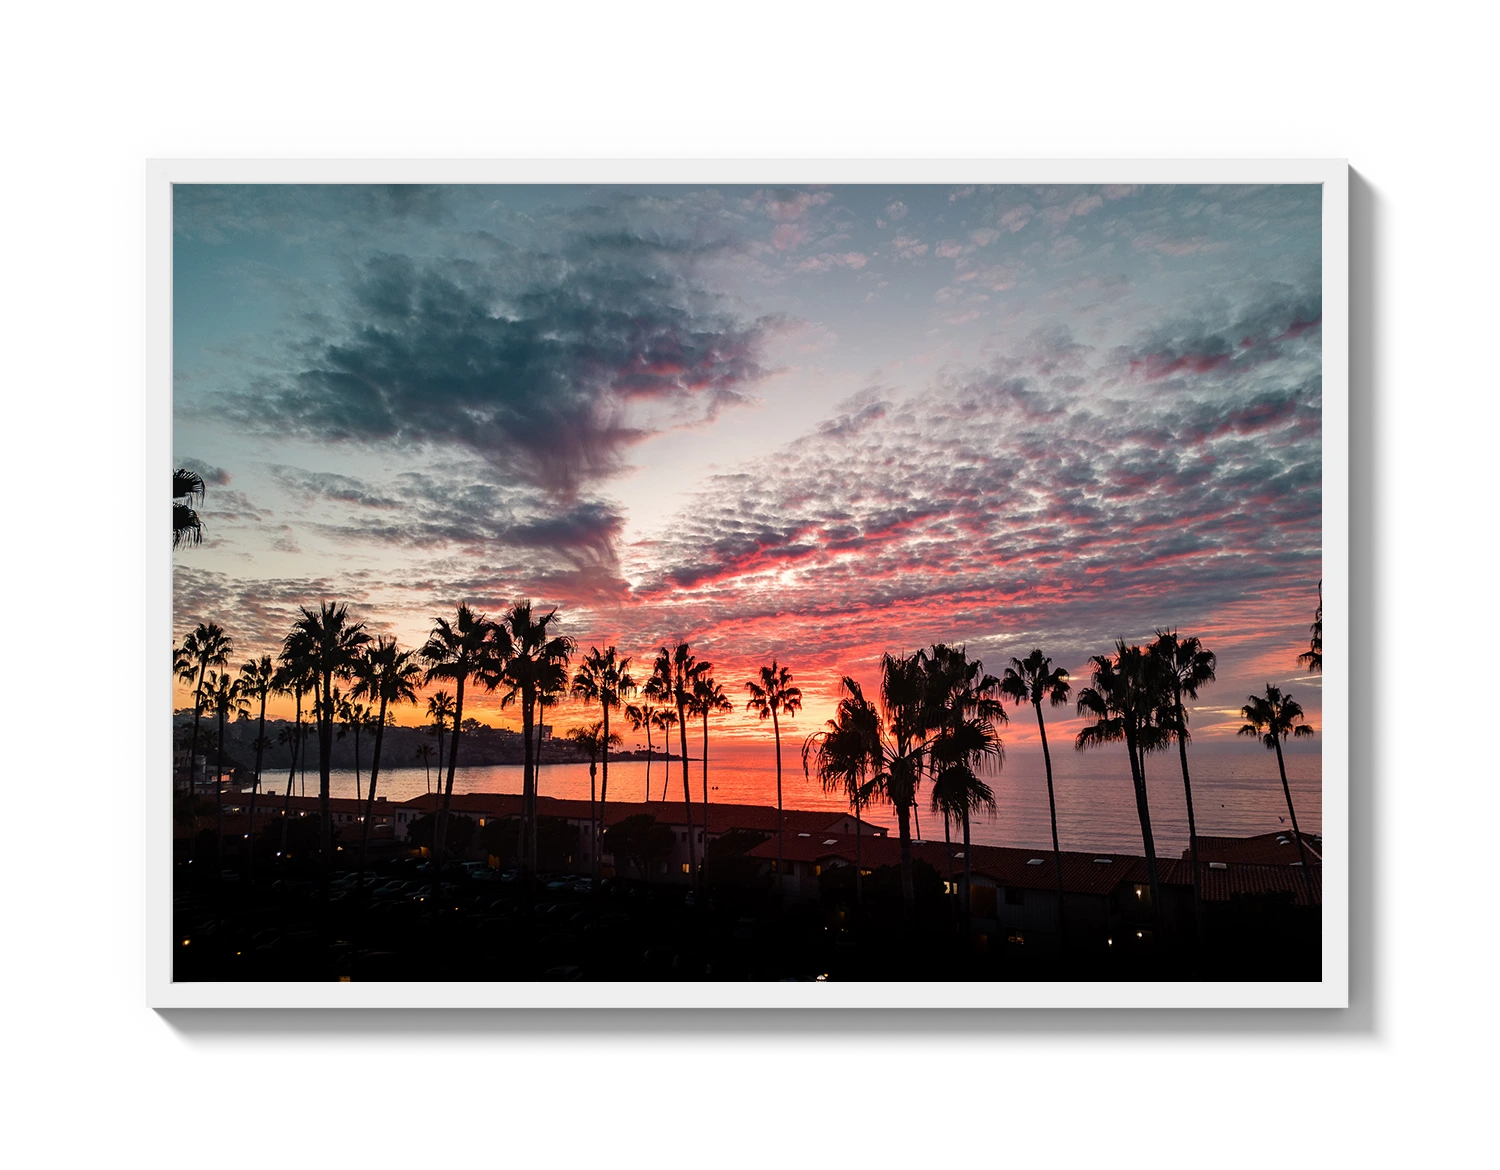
<box><xmin>172</xmin><ymin>182</ymin><xmax>1323</xmax><ymax>751</ymax></box>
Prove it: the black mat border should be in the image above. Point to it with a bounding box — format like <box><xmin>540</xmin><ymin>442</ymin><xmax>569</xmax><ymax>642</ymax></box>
<box><xmin>99</xmin><ymin>114</ymin><xmax>1434</xmax><ymax>1062</ymax></box>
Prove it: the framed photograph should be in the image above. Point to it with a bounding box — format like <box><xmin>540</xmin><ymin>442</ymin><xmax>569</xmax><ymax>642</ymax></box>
<box><xmin>151</xmin><ymin>159</ymin><xmax>1347</xmax><ymax>1008</ymax></box>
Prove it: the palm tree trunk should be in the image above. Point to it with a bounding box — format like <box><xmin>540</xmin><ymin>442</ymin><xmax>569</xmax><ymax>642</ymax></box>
<box><xmin>962</xmin><ymin>811</ymin><xmax>973</xmax><ymax>935</ymax></box>
<box><xmin>353</xmin><ymin>725</ymin><xmax>362</xmax><ymax>805</ymax></box>
<box><xmin>359</xmin><ymin>692</ymin><xmax>390</xmax><ymax>887</ymax></box>
<box><xmin>588</xmin><ymin>760</ymin><xmax>597</xmax><ymax>882</ymax></box>
<box><xmin>1125</xmin><ymin>728</ymin><xmax>1162</xmax><ymax>921</ymax></box>
<box><xmin>1278</xmin><ymin>735</ymin><xmax>1314</xmax><ymax>900</ymax></box>
<box><xmin>854</xmin><ymin>806</ymin><xmax>864</xmax><ymax>911</ymax></box>
<box><xmin>431</xmin><ymin>674</ymin><xmax>466</xmax><ymax>916</ymax></box>
<box><xmin>518</xmin><ymin>684</ymin><xmax>534</xmax><ymax>894</ymax></box>
<box><xmin>600</xmin><ymin>702</ymin><xmax>610</xmax><ymax>879</ymax></box>
<box><xmin>772</xmin><ymin>709</ymin><xmax>783</xmax><ymax>901</ymax></box>
<box><xmin>678</xmin><ymin>696</ymin><xmax>694</xmax><ymax>877</ymax></box>
<box><xmin>644</xmin><ymin>724</ymin><xmax>652</xmax><ymax>802</ymax></box>
<box><xmin>700</xmin><ymin>708</ymin><xmax>710</xmax><ymax>880</ymax></box>
<box><xmin>248</xmin><ymin>693</ymin><xmax>266</xmax><ymax>878</ymax></box>
<box><xmin>1035</xmin><ymin>702</ymin><xmax>1067</xmax><ymax>943</ymax></box>
<box><xmin>895</xmin><ymin>801</ymin><xmax>915</xmax><ymax>917</ymax></box>
<box><xmin>217</xmin><ymin>705</ymin><xmax>228</xmax><ymax>870</ymax></box>
<box><xmin>1174</xmin><ymin>688</ymin><xmax>1204</xmax><ymax>943</ymax></box>
<box><xmin>317</xmin><ymin>675</ymin><xmax>335</xmax><ymax>884</ymax></box>
<box><xmin>530</xmin><ymin>698</ymin><xmax>544</xmax><ymax>877</ymax></box>
<box><xmin>281</xmin><ymin>691</ymin><xmax>301</xmax><ymax>857</ymax></box>
<box><xmin>943</xmin><ymin>813</ymin><xmax>955</xmax><ymax>930</ymax></box>
<box><xmin>187</xmin><ymin>664</ymin><xmax>207</xmax><ymax>796</ymax></box>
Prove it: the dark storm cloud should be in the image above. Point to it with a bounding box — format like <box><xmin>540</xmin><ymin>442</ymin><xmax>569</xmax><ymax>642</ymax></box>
<box><xmin>228</xmin><ymin>228</ymin><xmax>776</xmax><ymax>499</ymax></box>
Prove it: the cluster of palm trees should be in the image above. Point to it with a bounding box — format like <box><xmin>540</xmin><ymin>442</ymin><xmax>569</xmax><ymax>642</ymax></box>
<box><xmin>803</xmin><ymin>628</ymin><xmax>1318</xmax><ymax>931</ymax></box>
<box><xmin>176</xmin><ymin>595</ymin><xmax>1321</xmax><ymax>925</ymax></box>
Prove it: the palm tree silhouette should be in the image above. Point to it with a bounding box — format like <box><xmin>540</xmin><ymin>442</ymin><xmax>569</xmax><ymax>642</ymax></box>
<box><xmin>923</xmin><ymin>644</ymin><xmax>1004</xmax><ymax>927</ymax></box>
<box><xmin>652</xmin><ymin>707</ymin><xmax>679</xmax><ymax>800</ymax></box>
<box><xmin>1000</xmin><ymin>649</ymin><xmax>1071</xmax><ymax>937</ymax></box>
<box><xmin>425</xmin><ymin>690</ymin><xmax>455</xmax><ymax>797</ymax></box>
<box><xmin>646</xmin><ymin>644</ymin><xmax>703</xmax><ymax>877</ymax></box>
<box><xmin>421</xmin><ymin>604</ymin><xmax>508</xmax><ymax>897</ymax></box>
<box><xmin>1298</xmin><ymin>582</ymin><xmax>1323</xmax><ymax>673</ymax></box>
<box><xmin>1151</xmin><ymin>630</ymin><xmax>1216</xmax><ymax>941</ymax></box>
<box><xmin>172</xmin><ymin>468</ymin><xmax>204</xmax><ymax>548</ymax></box>
<box><xmin>1239</xmin><ymin>684</ymin><xmax>1316</xmax><ymax>868</ymax></box>
<box><xmin>802</xmin><ymin>678</ymin><xmax>880</xmax><ymax>911</ymax></box>
<box><xmin>202</xmin><ymin>669</ymin><xmax>247</xmax><ymax>864</ymax></box>
<box><xmin>571</xmin><ymin>645</ymin><xmax>635</xmax><ymax>884</ymax></box>
<box><xmin>414</xmin><ymin>741</ymin><xmax>434</xmax><ymax>793</ymax></box>
<box><xmin>337</xmin><ymin>694</ymin><xmax>371</xmax><ymax>804</ymax></box>
<box><xmin>238</xmin><ymin>654</ymin><xmax>275</xmax><ymax>876</ymax></box>
<box><xmin>692</xmin><ymin>669</ymin><xmax>732</xmax><ymax>861</ymax></box>
<box><xmin>745</xmin><ymin>659</ymin><xmax>802</xmax><ymax>899</ymax></box>
<box><xmin>1076</xmin><ymin>642</ymin><xmax>1168</xmax><ymax>918</ymax></box>
<box><xmin>290</xmin><ymin>602</ymin><xmax>370</xmax><ymax>879</ymax></box>
<box><xmin>624</xmin><ymin>701</ymin><xmax>662</xmax><ymax>801</ymax></box>
<box><xmin>350</xmin><ymin>637</ymin><xmax>422</xmax><ymax>881</ymax></box>
<box><xmin>500</xmin><ymin>602</ymin><xmax>570</xmax><ymax>888</ymax></box>
<box><xmin>878</xmin><ymin>651</ymin><xmax>929</xmax><ymax>916</ymax></box>
<box><xmin>175</xmin><ymin>622</ymin><xmax>231</xmax><ymax>798</ymax></box>
<box><xmin>565</xmin><ymin>721</ymin><xmax>619</xmax><ymax>881</ymax></box>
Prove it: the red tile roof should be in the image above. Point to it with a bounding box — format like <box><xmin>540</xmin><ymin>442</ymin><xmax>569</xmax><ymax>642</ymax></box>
<box><xmin>1186</xmin><ymin>831</ymin><xmax>1323</xmax><ymax>866</ymax></box>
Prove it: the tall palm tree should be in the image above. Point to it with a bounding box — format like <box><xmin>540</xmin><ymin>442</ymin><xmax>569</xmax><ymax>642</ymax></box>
<box><xmin>175</xmin><ymin>622</ymin><xmax>231</xmax><ymax>797</ymax></box>
<box><xmin>1239</xmin><ymin>685</ymin><xmax>1316</xmax><ymax>868</ymax></box>
<box><xmin>571</xmin><ymin>646</ymin><xmax>635</xmax><ymax>884</ymax></box>
<box><xmin>202</xmin><ymin>669</ymin><xmax>248</xmax><ymax>863</ymax></box>
<box><xmin>414</xmin><ymin>741</ymin><xmax>434</xmax><ymax>793</ymax></box>
<box><xmin>802</xmin><ymin>679</ymin><xmax>880</xmax><ymax>910</ymax></box>
<box><xmin>922</xmin><ymin>645</ymin><xmax>1004</xmax><ymax>925</ymax></box>
<box><xmin>566</xmin><ymin>721</ymin><xmax>620</xmax><ymax>881</ymax></box>
<box><xmin>500</xmin><ymin>602</ymin><xmax>571</xmax><ymax>888</ymax></box>
<box><xmin>878</xmin><ymin>651</ymin><xmax>929</xmax><ymax>916</ymax></box>
<box><xmin>173</xmin><ymin>468</ymin><xmax>205</xmax><ymax>548</ymax></box>
<box><xmin>1075</xmin><ymin>642</ymin><xmax>1169</xmax><ymax>916</ymax></box>
<box><xmin>272</xmin><ymin>633</ymin><xmax>315</xmax><ymax>857</ymax></box>
<box><xmin>350</xmin><ymin>637</ymin><xmax>422</xmax><ymax>880</ymax></box>
<box><xmin>745</xmin><ymin>660</ymin><xmax>803</xmax><ymax>899</ymax></box>
<box><xmin>238</xmin><ymin>654</ymin><xmax>275</xmax><ymax>875</ymax></box>
<box><xmin>1151</xmin><ymin>630</ymin><xmax>1217</xmax><ymax>940</ymax></box>
<box><xmin>1000</xmin><ymin>649</ymin><xmax>1071</xmax><ymax>936</ymax></box>
<box><xmin>646</xmin><ymin>644</ymin><xmax>703</xmax><ymax>877</ymax></box>
<box><xmin>653</xmin><ymin>707</ymin><xmax>679</xmax><ymax>800</ymax></box>
<box><xmin>692</xmin><ymin>670</ymin><xmax>732</xmax><ymax>858</ymax></box>
<box><xmin>337</xmin><ymin>694</ymin><xmax>371</xmax><ymax>804</ymax></box>
<box><xmin>1298</xmin><ymin>582</ymin><xmax>1323</xmax><ymax>673</ymax></box>
<box><xmin>290</xmin><ymin>602</ymin><xmax>370</xmax><ymax>878</ymax></box>
<box><xmin>426</xmin><ymin>690</ymin><xmax>455</xmax><ymax>796</ymax></box>
<box><xmin>625</xmin><ymin>701</ymin><xmax>661</xmax><ymax>802</ymax></box>
<box><xmin>421</xmin><ymin>605</ymin><xmax>509</xmax><ymax>894</ymax></box>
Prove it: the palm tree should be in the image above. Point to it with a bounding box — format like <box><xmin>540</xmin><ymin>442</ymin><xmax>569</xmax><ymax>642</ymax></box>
<box><xmin>421</xmin><ymin>605</ymin><xmax>510</xmax><ymax>895</ymax></box>
<box><xmin>290</xmin><ymin>602</ymin><xmax>370</xmax><ymax>878</ymax></box>
<box><xmin>426</xmin><ymin>690</ymin><xmax>455</xmax><ymax>796</ymax></box>
<box><xmin>175</xmin><ymin>622</ymin><xmax>231</xmax><ymax>797</ymax></box>
<box><xmin>1000</xmin><ymin>649</ymin><xmax>1071</xmax><ymax>937</ymax></box>
<box><xmin>653</xmin><ymin>707</ymin><xmax>679</xmax><ymax>800</ymax></box>
<box><xmin>1075</xmin><ymin>642</ymin><xmax>1169</xmax><ymax>917</ymax></box>
<box><xmin>500</xmin><ymin>602</ymin><xmax>571</xmax><ymax>888</ymax></box>
<box><xmin>745</xmin><ymin>660</ymin><xmax>803</xmax><ymax>899</ymax></box>
<box><xmin>878</xmin><ymin>651</ymin><xmax>929</xmax><ymax>916</ymax></box>
<box><xmin>565</xmin><ymin>721</ymin><xmax>620</xmax><ymax>881</ymax></box>
<box><xmin>802</xmin><ymin>679</ymin><xmax>880</xmax><ymax>910</ymax></box>
<box><xmin>646</xmin><ymin>644</ymin><xmax>703</xmax><ymax>876</ymax></box>
<box><xmin>1239</xmin><ymin>685</ymin><xmax>1316</xmax><ymax>868</ymax></box>
<box><xmin>173</xmin><ymin>468</ymin><xmax>205</xmax><ymax>548</ymax></box>
<box><xmin>337</xmin><ymin>695</ymin><xmax>371</xmax><ymax>804</ymax></box>
<box><xmin>922</xmin><ymin>645</ymin><xmax>1004</xmax><ymax>926</ymax></box>
<box><xmin>1151</xmin><ymin>630</ymin><xmax>1217</xmax><ymax>940</ymax></box>
<box><xmin>350</xmin><ymin>637</ymin><xmax>422</xmax><ymax>880</ymax></box>
<box><xmin>238</xmin><ymin>655</ymin><xmax>275</xmax><ymax>875</ymax></box>
<box><xmin>202</xmin><ymin>669</ymin><xmax>248</xmax><ymax>863</ymax></box>
<box><xmin>414</xmin><ymin>741</ymin><xmax>434</xmax><ymax>793</ymax></box>
<box><xmin>692</xmin><ymin>670</ymin><xmax>732</xmax><ymax>858</ymax></box>
<box><xmin>625</xmin><ymin>701</ymin><xmax>662</xmax><ymax>801</ymax></box>
<box><xmin>1298</xmin><ymin>582</ymin><xmax>1323</xmax><ymax>673</ymax></box>
<box><xmin>571</xmin><ymin>646</ymin><xmax>635</xmax><ymax>884</ymax></box>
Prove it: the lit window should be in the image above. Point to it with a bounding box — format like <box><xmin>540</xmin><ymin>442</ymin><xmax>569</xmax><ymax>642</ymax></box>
<box><xmin>681</xmin><ymin>862</ymin><xmax>691</xmax><ymax>874</ymax></box>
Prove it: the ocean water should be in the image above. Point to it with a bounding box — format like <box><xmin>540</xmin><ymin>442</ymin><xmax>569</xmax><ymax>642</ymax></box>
<box><xmin>261</xmin><ymin>738</ymin><xmax>1321</xmax><ymax>857</ymax></box>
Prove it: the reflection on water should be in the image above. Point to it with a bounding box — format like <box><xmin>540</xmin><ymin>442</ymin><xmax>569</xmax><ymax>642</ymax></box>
<box><xmin>269</xmin><ymin>741</ymin><xmax>1321</xmax><ymax>856</ymax></box>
